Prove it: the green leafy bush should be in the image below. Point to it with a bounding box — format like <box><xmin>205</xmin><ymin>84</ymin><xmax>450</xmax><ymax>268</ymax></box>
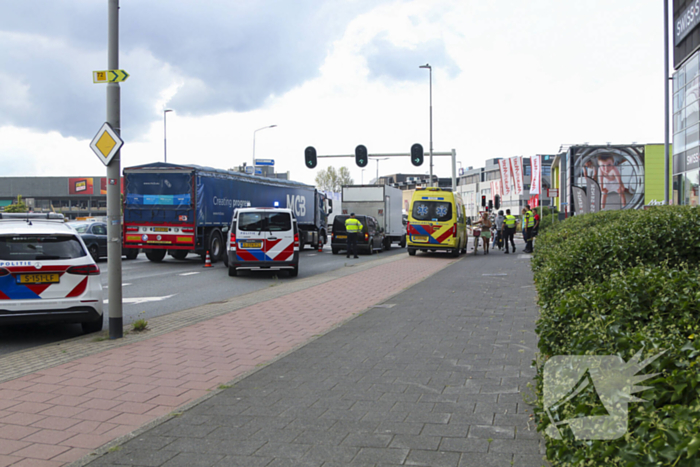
<box><xmin>533</xmin><ymin>207</ymin><xmax>700</xmax><ymax>305</ymax></box>
<box><xmin>532</xmin><ymin>207</ymin><xmax>700</xmax><ymax>466</ymax></box>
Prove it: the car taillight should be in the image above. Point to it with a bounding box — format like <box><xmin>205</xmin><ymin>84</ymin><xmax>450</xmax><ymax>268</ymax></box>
<box><xmin>452</xmin><ymin>223</ymin><xmax>457</xmax><ymax>237</ymax></box>
<box><xmin>0</xmin><ymin>268</ymin><xmax>9</xmax><ymax>277</ymax></box>
<box><xmin>365</xmin><ymin>232</ymin><xmax>369</xmax><ymax>241</ymax></box>
<box><xmin>294</xmin><ymin>233</ymin><xmax>300</xmax><ymax>247</ymax></box>
<box><xmin>67</xmin><ymin>264</ymin><xmax>100</xmax><ymax>276</ymax></box>
<box><xmin>230</xmin><ymin>232</ymin><xmax>236</xmax><ymax>244</ymax></box>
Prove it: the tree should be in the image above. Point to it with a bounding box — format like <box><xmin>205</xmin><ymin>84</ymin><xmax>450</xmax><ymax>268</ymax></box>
<box><xmin>315</xmin><ymin>167</ymin><xmax>354</xmax><ymax>192</ymax></box>
<box><xmin>4</xmin><ymin>195</ymin><xmax>28</xmax><ymax>213</ymax></box>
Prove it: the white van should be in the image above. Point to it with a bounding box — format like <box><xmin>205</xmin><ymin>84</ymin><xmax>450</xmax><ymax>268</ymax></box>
<box><xmin>226</xmin><ymin>208</ymin><xmax>299</xmax><ymax>277</ymax></box>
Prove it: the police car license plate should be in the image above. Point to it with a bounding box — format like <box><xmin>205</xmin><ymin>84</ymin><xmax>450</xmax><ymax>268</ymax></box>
<box><xmin>240</xmin><ymin>242</ymin><xmax>262</xmax><ymax>249</ymax></box>
<box><xmin>18</xmin><ymin>273</ymin><xmax>60</xmax><ymax>284</ymax></box>
<box><xmin>336</xmin><ymin>235</ymin><xmax>347</xmax><ymax>239</ymax></box>
<box><xmin>412</xmin><ymin>236</ymin><xmax>429</xmax><ymax>242</ymax></box>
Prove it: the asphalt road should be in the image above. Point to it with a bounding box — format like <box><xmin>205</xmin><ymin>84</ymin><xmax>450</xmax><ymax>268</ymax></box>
<box><xmin>0</xmin><ymin>245</ymin><xmax>407</xmax><ymax>356</ymax></box>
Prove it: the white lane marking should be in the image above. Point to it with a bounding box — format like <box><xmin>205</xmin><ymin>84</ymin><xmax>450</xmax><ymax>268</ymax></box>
<box><xmin>307</xmin><ymin>254</ymin><xmax>317</xmax><ymax>257</ymax></box>
<box><xmin>179</xmin><ymin>272</ymin><xmax>200</xmax><ymax>276</ymax></box>
<box><xmin>518</xmin><ymin>254</ymin><xmax>532</xmax><ymax>259</ymax></box>
<box><xmin>482</xmin><ymin>273</ymin><xmax>508</xmax><ymax>276</ymax></box>
<box><xmin>104</xmin><ymin>294</ymin><xmax>175</xmax><ymax>305</ymax></box>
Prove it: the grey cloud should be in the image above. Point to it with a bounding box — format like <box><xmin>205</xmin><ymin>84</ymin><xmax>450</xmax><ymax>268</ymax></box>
<box><xmin>363</xmin><ymin>35</ymin><xmax>460</xmax><ymax>82</ymax></box>
<box><xmin>0</xmin><ymin>0</ymin><xmax>389</xmax><ymax>140</ymax></box>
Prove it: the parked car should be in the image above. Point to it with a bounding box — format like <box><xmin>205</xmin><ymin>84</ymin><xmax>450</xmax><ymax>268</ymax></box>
<box><xmin>331</xmin><ymin>215</ymin><xmax>385</xmax><ymax>255</ymax></box>
<box><xmin>0</xmin><ymin>213</ymin><xmax>104</xmax><ymax>333</ymax></box>
<box><xmin>68</xmin><ymin>221</ymin><xmax>139</xmax><ymax>260</ymax></box>
<box><xmin>225</xmin><ymin>208</ymin><xmax>300</xmax><ymax>277</ymax></box>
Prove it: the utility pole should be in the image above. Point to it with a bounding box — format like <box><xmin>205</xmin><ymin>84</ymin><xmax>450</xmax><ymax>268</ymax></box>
<box><xmin>106</xmin><ymin>0</ymin><xmax>123</xmax><ymax>339</ymax></box>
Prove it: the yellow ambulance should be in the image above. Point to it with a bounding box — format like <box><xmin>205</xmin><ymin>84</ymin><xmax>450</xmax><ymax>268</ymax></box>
<box><xmin>406</xmin><ymin>188</ymin><xmax>467</xmax><ymax>257</ymax></box>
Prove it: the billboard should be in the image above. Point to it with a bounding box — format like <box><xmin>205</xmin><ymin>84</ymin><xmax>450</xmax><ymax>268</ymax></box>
<box><xmin>68</xmin><ymin>178</ymin><xmax>94</xmax><ymax>195</ymax></box>
<box><xmin>570</xmin><ymin>146</ymin><xmax>646</xmax><ymax>213</ymax></box>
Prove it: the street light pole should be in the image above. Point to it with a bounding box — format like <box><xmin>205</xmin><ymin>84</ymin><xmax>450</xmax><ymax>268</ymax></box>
<box><xmin>373</xmin><ymin>157</ymin><xmax>389</xmax><ymax>185</ymax></box>
<box><xmin>419</xmin><ymin>64</ymin><xmax>433</xmax><ymax>187</ymax></box>
<box><xmin>163</xmin><ymin>109</ymin><xmax>172</xmax><ymax>163</ymax></box>
<box><xmin>253</xmin><ymin>125</ymin><xmax>277</xmax><ymax>173</ymax></box>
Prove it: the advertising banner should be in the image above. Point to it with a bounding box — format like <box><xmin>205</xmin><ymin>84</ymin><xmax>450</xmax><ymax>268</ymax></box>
<box><xmin>498</xmin><ymin>159</ymin><xmax>512</xmax><ymax>196</ymax></box>
<box><xmin>572</xmin><ymin>186</ymin><xmax>589</xmax><ymax>215</ymax></box>
<box><xmin>68</xmin><ymin>178</ymin><xmax>94</xmax><ymax>195</ymax></box>
<box><xmin>530</xmin><ymin>155</ymin><xmax>541</xmax><ymax>195</ymax></box>
<box><xmin>510</xmin><ymin>156</ymin><xmax>524</xmax><ymax>196</ymax></box>
<box><xmin>528</xmin><ymin>194</ymin><xmax>539</xmax><ymax>208</ymax></box>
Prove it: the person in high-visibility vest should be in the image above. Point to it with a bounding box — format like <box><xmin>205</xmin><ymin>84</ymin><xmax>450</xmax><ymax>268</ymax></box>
<box><xmin>344</xmin><ymin>213</ymin><xmax>363</xmax><ymax>259</ymax></box>
<box><xmin>502</xmin><ymin>209</ymin><xmax>517</xmax><ymax>254</ymax></box>
<box><xmin>523</xmin><ymin>206</ymin><xmax>535</xmax><ymax>253</ymax></box>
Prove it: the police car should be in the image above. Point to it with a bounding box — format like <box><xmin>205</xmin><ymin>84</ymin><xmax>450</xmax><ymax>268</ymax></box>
<box><xmin>0</xmin><ymin>213</ymin><xmax>104</xmax><ymax>333</ymax></box>
<box><xmin>225</xmin><ymin>208</ymin><xmax>299</xmax><ymax>277</ymax></box>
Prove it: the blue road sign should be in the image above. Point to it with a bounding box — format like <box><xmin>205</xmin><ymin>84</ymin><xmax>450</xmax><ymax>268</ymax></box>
<box><xmin>255</xmin><ymin>159</ymin><xmax>275</xmax><ymax>166</ymax></box>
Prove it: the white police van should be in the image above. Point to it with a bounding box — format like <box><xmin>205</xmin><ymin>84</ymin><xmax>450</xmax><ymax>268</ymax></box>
<box><xmin>225</xmin><ymin>208</ymin><xmax>299</xmax><ymax>277</ymax></box>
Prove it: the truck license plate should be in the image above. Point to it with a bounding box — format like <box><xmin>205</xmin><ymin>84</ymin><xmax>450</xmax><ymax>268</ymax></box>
<box><xmin>154</xmin><ymin>227</ymin><xmax>169</xmax><ymax>232</ymax></box>
<box><xmin>18</xmin><ymin>273</ymin><xmax>60</xmax><ymax>284</ymax></box>
<box><xmin>241</xmin><ymin>242</ymin><xmax>262</xmax><ymax>249</ymax></box>
<box><xmin>336</xmin><ymin>235</ymin><xmax>347</xmax><ymax>239</ymax></box>
<box><xmin>412</xmin><ymin>236</ymin><xmax>429</xmax><ymax>242</ymax></box>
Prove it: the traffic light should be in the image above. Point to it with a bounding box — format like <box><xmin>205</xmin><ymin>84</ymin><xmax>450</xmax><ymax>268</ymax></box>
<box><xmin>355</xmin><ymin>145</ymin><xmax>368</xmax><ymax>167</ymax></box>
<box><xmin>304</xmin><ymin>146</ymin><xmax>317</xmax><ymax>169</ymax></box>
<box><xmin>488</xmin><ymin>199</ymin><xmax>493</xmax><ymax>210</ymax></box>
<box><xmin>494</xmin><ymin>195</ymin><xmax>500</xmax><ymax>210</ymax></box>
<box><xmin>410</xmin><ymin>143</ymin><xmax>424</xmax><ymax>166</ymax></box>
<box><xmin>481</xmin><ymin>195</ymin><xmax>486</xmax><ymax>207</ymax></box>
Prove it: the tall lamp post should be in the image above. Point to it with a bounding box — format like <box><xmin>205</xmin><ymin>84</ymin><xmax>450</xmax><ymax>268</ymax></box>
<box><xmin>372</xmin><ymin>157</ymin><xmax>389</xmax><ymax>185</ymax></box>
<box><xmin>163</xmin><ymin>109</ymin><xmax>172</xmax><ymax>163</ymax></box>
<box><xmin>419</xmin><ymin>63</ymin><xmax>433</xmax><ymax>186</ymax></box>
<box><xmin>253</xmin><ymin>125</ymin><xmax>277</xmax><ymax>173</ymax></box>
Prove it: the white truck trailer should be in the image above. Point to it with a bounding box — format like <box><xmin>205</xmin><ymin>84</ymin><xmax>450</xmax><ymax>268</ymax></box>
<box><xmin>341</xmin><ymin>185</ymin><xmax>406</xmax><ymax>249</ymax></box>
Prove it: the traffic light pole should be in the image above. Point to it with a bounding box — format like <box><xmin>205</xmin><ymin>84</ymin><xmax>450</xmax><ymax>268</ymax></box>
<box><xmin>106</xmin><ymin>0</ymin><xmax>123</xmax><ymax>339</ymax></box>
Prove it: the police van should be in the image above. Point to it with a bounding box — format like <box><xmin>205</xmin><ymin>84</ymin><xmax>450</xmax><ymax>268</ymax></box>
<box><xmin>406</xmin><ymin>188</ymin><xmax>467</xmax><ymax>257</ymax></box>
<box><xmin>225</xmin><ymin>208</ymin><xmax>299</xmax><ymax>277</ymax></box>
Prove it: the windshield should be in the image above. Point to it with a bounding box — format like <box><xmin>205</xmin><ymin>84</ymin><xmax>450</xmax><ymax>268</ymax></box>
<box><xmin>0</xmin><ymin>235</ymin><xmax>86</xmax><ymax>260</ymax></box>
<box><xmin>125</xmin><ymin>172</ymin><xmax>192</xmax><ymax>207</ymax></box>
<box><xmin>69</xmin><ymin>223</ymin><xmax>89</xmax><ymax>233</ymax></box>
<box><xmin>238</xmin><ymin>212</ymin><xmax>292</xmax><ymax>232</ymax></box>
<box><xmin>411</xmin><ymin>201</ymin><xmax>453</xmax><ymax>222</ymax></box>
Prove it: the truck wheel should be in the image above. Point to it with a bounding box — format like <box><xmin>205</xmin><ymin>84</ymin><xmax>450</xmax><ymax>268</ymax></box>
<box><xmin>383</xmin><ymin>238</ymin><xmax>391</xmax><ymax>251</ymax></box>
<box><xmin>124</xmin><ymin>248</ymin><xmax>139</xmax><ymax>260</ymax></box>
<box><xmin>332</xmin><ymin>248</ymin><xmax>339</xmax><ymax>255</ymax></box>
<box><xmin>170</xmin><ymin>250</ymin><xmax>188</xmax><ymax>260</ymax></box>
<box><xmin>208</xmin><ymin>230</ymin><xmax>223</xmax><ymax>263</ymax></box>
<box><xmin>408</xmin><ymin>248</ymin><xmax>416</xmax><ymax>256</ymax></box>
<box><xmin>228</xmin><ymin>266</ymin><xmax>237</xmax><ymax>277</ymax></box>
<box><xmin>146</xmin><ymin>249</ymin><xmax>167</xmax><ymax>262</ymax></box>
<box><xmin>399</xmin><ymin>235</ymin><xmax>406</xmax><ymax>248</ymax></box>
<box><xmin>289</xmin><ymin>266</ymin><xmax>299</xmax><ymax>277</ymax></box>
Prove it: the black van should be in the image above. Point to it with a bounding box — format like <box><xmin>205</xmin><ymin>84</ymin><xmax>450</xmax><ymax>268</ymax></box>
<box><xmin>331</xmin><ymin>215</ymin><xmax>385</xmax><ymax>255</ymax></box>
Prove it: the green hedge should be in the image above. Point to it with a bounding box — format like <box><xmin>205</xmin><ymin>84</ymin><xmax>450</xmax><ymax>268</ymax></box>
<box><xmin>532</xmin><ymin>207</ymin><xmax>700</xmax><ymax>466</ymax></box>
<box><xmin>532</xmin><ymin>207</ymin><xmax>700</xmax><ymax>305</ymax></box>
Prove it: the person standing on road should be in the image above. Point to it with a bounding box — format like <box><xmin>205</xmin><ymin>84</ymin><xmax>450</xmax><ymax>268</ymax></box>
<box><xmin>503</xmin><ymin>209</ymin><xmax>517</xmax><ymax>254</ymax></box>
<box><xmin>523</xmin><ymin>207</ymin><xmax>535</xmax><ymax>253</ymax></box>
<box><xmin>493</xmin><ymin>210</ymin><xmax>505</xmax><ymax>250</ymax></box>
<box><xmin>473</xmin><ymin>212</ymin><xmax>492</xmax><ymax>254</ymax></box>
<box><xmin>345</xmin><ymin>213</ymin><xmax>363</xmax><ymax>259</ymax></box>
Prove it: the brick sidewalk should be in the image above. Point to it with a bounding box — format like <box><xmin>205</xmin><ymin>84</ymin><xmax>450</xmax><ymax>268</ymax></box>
<box><xmin>0</xmin><ymin>255</ymin><xmax>456</xmax><ymax>467</ymax></box>
<box><xmin>82</xmin><ymin>241</ymin><xmax>545</xmax><ymax>467</ymax></box>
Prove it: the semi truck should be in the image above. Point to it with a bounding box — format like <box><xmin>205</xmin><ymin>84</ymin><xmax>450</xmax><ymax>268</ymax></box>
<box><xmin>341</xmin><ymin>185</ymin><xmax>406</xmax><ymax>250</ymax></box>
<box><xmin>123</xmin><ymin>163</ymin><xmax>331</xmax><ymax>263</ymax></box>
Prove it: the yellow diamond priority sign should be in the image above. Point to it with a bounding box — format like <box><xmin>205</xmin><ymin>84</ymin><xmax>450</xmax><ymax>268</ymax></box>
<box><xmin>90</xmin><ymin>122</ymin><xmax>123</xmax><ymax>166</ymax></box>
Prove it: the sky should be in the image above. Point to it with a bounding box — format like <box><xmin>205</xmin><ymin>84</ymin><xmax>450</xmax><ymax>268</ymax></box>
<box><xmin>0</xmin><ymin>0</ymin><xmax>667</xmax><ymax>187</ymax></box>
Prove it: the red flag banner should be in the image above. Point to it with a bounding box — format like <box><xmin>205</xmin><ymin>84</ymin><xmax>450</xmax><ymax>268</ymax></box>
<box><xmin>510</xmin><ymin>156</ymin><xmax>524</xmax><ymax>196</ymax></box>
<box><xmin>530</xmin><ymin>155</ymin><xmax>541</xmax><ymax>195</ymax></box>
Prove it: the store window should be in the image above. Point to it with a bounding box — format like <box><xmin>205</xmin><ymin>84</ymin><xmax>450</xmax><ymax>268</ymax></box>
<box><xmin>680</xmin><ymin>169</ymin><xmax>700</xmax><ymax>206</ymax></box>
